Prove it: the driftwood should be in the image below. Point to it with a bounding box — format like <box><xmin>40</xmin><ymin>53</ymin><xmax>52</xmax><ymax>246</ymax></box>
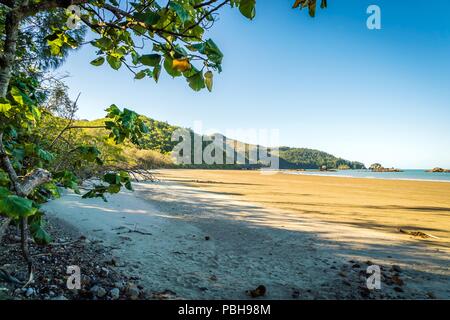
<box><xmin>398</xmin><ymin>228</ymin><xmax>440</xmax><ymax>239</ymax></box>
<box><xmin>113</xmin><ymin>225</ymin><xmax>152</xmax><ymax>236</ymax></box>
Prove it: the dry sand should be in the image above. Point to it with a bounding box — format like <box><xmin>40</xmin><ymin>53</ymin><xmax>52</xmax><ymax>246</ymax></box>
<box><xmin>42</xmin><ymin>169</ymin><xmax>450</xmax><ymax>299</ymax></box>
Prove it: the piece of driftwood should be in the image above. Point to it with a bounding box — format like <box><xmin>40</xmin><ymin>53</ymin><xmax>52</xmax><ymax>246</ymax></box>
<box><xmin>398</xmin><ymin>228</ymin><xmax>439</xmax><ymax>239</ymax></box>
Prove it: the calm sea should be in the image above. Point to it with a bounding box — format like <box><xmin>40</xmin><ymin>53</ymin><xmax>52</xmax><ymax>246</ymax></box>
<box><xmin>285</xmin><ymin>169</ymin><xmax>450</xmax><ymax>183</ymax></box>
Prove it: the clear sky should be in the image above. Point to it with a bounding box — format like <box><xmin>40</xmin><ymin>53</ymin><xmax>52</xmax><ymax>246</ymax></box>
<box><xmin>61</xmin><ymin>0</ymin><xmax>450</xmax><ymax>169</ymax></box>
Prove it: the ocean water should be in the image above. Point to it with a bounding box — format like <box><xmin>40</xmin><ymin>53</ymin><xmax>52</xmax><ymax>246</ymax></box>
<box><xmin>284</xmin><ymin>169</ymin><xmax>450</xmax><ymax>182</ymax></box>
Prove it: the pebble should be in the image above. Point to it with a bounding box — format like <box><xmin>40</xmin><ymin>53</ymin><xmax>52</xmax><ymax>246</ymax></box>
<box><xmin>100</xmin><ymin>267</ymin><xmax>110</xmax><ymax>277</ymax></box>
<box><xmin>392</xmin><ymin>275</ymin><xmax>404</xmax><ymax>286</ymax></box>
<box><xmin>126</xmin><ymin>284</ymin><xmax>140</xmax><ymax>300</ymax></box>
<box><xmin>427</xmin><ymin>292</ymin><xmax>436</xmax><ymax>299</ymax></box>
<box><xmin>209</xmin><ymin>275</ymin><xmax>218</xmax><ymax>281</ymax></box>
<box><xmin>90</xmin><ymin>285</ymin><xmax>107</xmax><ymax>298</ymax></box>
<box><xmin>392</xmin><ymin>265</ymin><xmax>402</xmax><ymax>273</ymax></box>
<box><xmin>109</xmin><ymin>288</ymin><xmax>120</xmax><ymax>300</ymax></box>
<box><xmin>25</xmin><ymin>288</ymin><xmax>35</xmax><ymax>297</ymax></box>
<box><xmin>81</xmin><ymin>275</ymin><xmax>92</xmax><ymax>287</ymax></box>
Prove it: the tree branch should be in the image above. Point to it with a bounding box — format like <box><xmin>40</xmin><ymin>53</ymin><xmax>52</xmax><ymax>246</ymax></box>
<box><xmin>19</xmin><ymin>0</ymin><xmax>90</xmax><ymax>18</ymax></box>
<box><xmin>20</xmin><ymin>169</ymin><xmax>52</xmax><ymax>196</ymax></box>
<box><xmin>0</xmin><ymin>132</ymin><xmax>51</xmax><ymax>197</ymax></box>
<box><xmin>0</xmin><ymin>132</ymin><xmax>22</xmax><ymax>194</ymax></box>
<box><xmin>183</xmin><ymin>0</ymin><xmax>230</xmax><ymax>34</ymax></box>
<box><xmin>193</xmin><ymin>0</ymin><xmax>219</xmax><ymax>9</ymax></box>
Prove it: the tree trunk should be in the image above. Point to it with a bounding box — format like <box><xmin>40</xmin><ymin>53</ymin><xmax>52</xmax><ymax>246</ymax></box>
<box><xmin>0</xmin><ymin>10</ymin><xmax>36</xmax><ymax>284</ymax></box>
<box><xmin>0</xmin><ymin>10</ymin><xmax>20</xmax><ymax>97</ymax></box>
<box><xmin>0</xmin><ymin>9</ymin><xmax>20</xmax><ymax>243</ymax></box>
<box><xmin>0</xmin><ymin>217</ymin><xmax>12</xmax><ymax>242</ymax></box>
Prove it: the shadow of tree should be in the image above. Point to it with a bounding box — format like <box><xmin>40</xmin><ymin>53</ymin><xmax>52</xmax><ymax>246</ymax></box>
<box><xmin>131</xmin><ymin>181</ymin><xmax>450</xmax><ymax>299</ymax></box>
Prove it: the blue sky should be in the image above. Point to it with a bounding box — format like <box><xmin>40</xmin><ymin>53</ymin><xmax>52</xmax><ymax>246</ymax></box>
<box><xmin>61</xmin><ymin>0</ymin><xmax>450</xmax><ymax>169</ymax></box>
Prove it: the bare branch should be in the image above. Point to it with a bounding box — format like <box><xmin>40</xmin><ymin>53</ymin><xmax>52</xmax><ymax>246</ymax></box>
<box><xmin>183</xmin><ymin>0</ymin><xmax>230</xmax><ymax>34</ymax></box>
<box><xmin>20</xmin><ymin>169</ymin><xmax>52</xmax><ymax>196</ymax></box>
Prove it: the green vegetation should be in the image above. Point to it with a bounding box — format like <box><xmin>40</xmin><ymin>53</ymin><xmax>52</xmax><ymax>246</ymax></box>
<box><xmin>278</xmin><ymin>147</ymin><xmax>366</xmax><ymax>170</ymax></box>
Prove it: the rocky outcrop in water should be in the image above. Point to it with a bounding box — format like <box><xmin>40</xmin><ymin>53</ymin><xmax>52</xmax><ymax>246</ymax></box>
<box><xmin>369</xmin><ymin>163</ymin><xmax>401</xmax><ymax>172</ymax></box>
<box><xmin>427</xmin><ymin>167</ymin><xmax>450</xmax><ymax>173</ymax></box>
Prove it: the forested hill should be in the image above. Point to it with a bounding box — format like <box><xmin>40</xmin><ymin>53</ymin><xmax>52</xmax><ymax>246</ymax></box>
<box><xmin>81</xmin><ymin>116</ymin><xmax>365</xmax><ymax>170</ymax></box>
<box><xmin>278</xmin><ymin>147</ymin><xmax>366</xmax><ymax>170</ymax></box>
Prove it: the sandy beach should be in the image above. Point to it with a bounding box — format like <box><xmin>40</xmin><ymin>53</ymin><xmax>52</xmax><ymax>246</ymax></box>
<box><xmin>42</xmin><ymin>170</ymin><xmax>450</xmax><ymax>299</ymax></box>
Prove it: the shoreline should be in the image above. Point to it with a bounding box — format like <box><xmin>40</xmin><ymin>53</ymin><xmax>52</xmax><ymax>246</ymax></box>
<box><xmin>282</xmin><ymin>170</ymin><xmax>450</xmax><ymax>183</ymax></box>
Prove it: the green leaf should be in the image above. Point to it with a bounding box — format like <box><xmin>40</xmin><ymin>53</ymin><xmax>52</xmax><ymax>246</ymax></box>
<box><xmin>37</xmin><ymin>148</ymin><xmax>55</xmax><ymax>162</ymax></box>
<box><xmin>93</xmin><ymin>37</ymin><xmax>114</xmax><ymax>50</ymax></box>
<box><xmin>90</xmin><ymin>57</ymin><xmax>105</xmax><ymax>66</ymax></box>
<box><xmin>139</xmin><ymin>54</ymin><xmax>161</xmax><ymax>67</ymax></box>
<box><xmin>0</xmin><ymin>186</ymin><xmax>10</xmax><ymax>197</ymax></box>
<box><xmin>104</xmin><ymin>173</ymin><xmax>120</xmax><ymax>185</ymax></box>
<box><xmin>107</xmin><ymin>184</ymin><xmax>121</xmax><ymax>194</ymax></box>
<box><xmin>125</xmin><ymin>181</ymin><xmax>133</xmax><ymax>191</ymax></box>
<box><xmin>239</xmin><ymin>0</ymin><xmax>256</xmax><ymax>20</ymax></box>
<box><xmin>54</xmin><ymin>170</ymin><xmax>80</xmax><ymax>194</ymax></box>
<box><xmin>105</xmin><ymin>104</ymin><xmax>121</xmax><ymax>117</ymax></box>
<box><xmin>202</xmin><ymin>39</ymin><xmax>224</xmax><ymax>66</ymax></box>
<box><xmin>31</xmin><ymin>106</ymin><xmax>41</xmax><ymax>121</ymax></box>
<box><xmin>31</xmin><ymin>226</ymin><xmax>52</xmax><ymax>245</ymax></box>
<box><xmin>169</xmin><ymin>1</ymin><xmax>190</xmax><ymax>23</ymax></box>
<box><xmin>164</xmin><ymin>57</ymin><xmax>182</xmax><ymax>78</ymax></box>
<box><xmin>204</xmin><ymin>71</ymin><xmax>213</xmax><ymax>92</ymax></box>
<box><xmin>0</xmin><ymin>100</ymin><xmax>11</xmax><ymax>113</ymax></box>
<box><xmin>134</xmin><ymin>70</ymin><xmax>147</xmax><ymax>80</ymax></box>
<box><xmin>0</xmin><ymin>195</ymin><xmax>37</xmax><ymax>218</ymax></box>
<box><xmin>29</xmin><ymin>213</ymin><xmax>53</xmax><ymax>245</ymax></box>
<box><xmin>107</xmin><ymin>55</ymin><xmax>122</xmax><ymax>70</ymax></box>
<box><xmin>133</xmin><ymin>11</ymin><xmax>160</xmax><ymax>25</ymax></box>
<box><xmin>153</xmin><ymin>65</ymin><xmax>161</xmax><ymax>83</ymax></box>
<box><xmin>10</xmin><ymin>87</ymin><xmax>24</xmax><ymax>105</ymax></box>
<box><xmin>187</xmin><ymin>71</ymin><xmax>205</xmax><ymax>91</ymax></box>
<box><xmin>40</xmin><ymin>182</ymin><xmax>61</xmax><ymax>199</ymax></box>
